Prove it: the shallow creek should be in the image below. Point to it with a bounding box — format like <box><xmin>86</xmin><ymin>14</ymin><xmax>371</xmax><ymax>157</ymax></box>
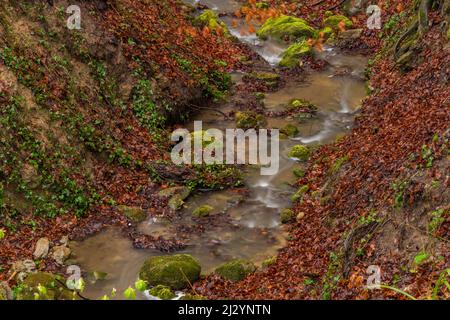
<box><xmin>70</xmin><ymin>4</ymin><xmax>368</xmax><ymax>299</ymax></box>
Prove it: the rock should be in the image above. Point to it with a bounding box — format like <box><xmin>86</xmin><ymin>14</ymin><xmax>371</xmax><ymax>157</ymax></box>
<box><xmin>0</xmin><ymin>282</ymin><xmax>13</xmax><ymax>300</ymax></box>
<box><xmin>343</xmin><ymin>0</ymin><xmax>369</xmax><ymax>16</ymax></box>
<box><xmin>257</xmin><ymin>15</ymin><xmax>317</xmax><ymax>41</ymax></box>
<box><xmin>287</xmin><ymin>99</ymin><xmax>316</xmax><ymax>111</ymax></box>
<box><xmin>248</xmin><ymin>72</ymin><xmax>281</xmax><ymax>89</ymax></box>
<box><xmin>192</xmin><ymin>205</ymin><xmax>214</xmax><ymax>217</ymax></box>
<box><xmin>139</xmin><ymin>254</ymin><xmax>201</xmax><ymax>290</ymax></box>
<box><xmin>12</xmin><ymin>259</ymin><xmax>36</xmax><ymax>273</ymax></box>
<box><xmin>33</xmin><ymin>237</ymin><xmax>50</xmax><ymax>259</ymax></box>
<box><xmin>215</xmin><ymin>259</ymin><xmax>256</xmax><ymax>282</ymax></box>
<box><xmin>279</xmin><ymin>41</ymin><xmax>313</xmax><ymax>67</ymax></box>
<box><xmin>280</xmin><ymin>124</ymin><xmax>299</xmax><ymax>137</ymax></box>
<box><xmin>16</xmin><ymin>272</ymin><xmax>77</xmax><ymax>300</ymax></box>
<box><xmin>52</xmin><ymin>246</ymin><xmax>71</xmax><ymax>265</ymax></box>
<box><xmin>59</xmin><ymin>236</ymin><xmax>69</xmax><ymax>246</ymax></box>
<box><xmin>262</xmin><ymin>256</ymin><xmax>276</xmax><ymax>268</ymax></box>
<box><xmin>293</xmin><ymin>168</ymin><xmax>305</xmax><ymax>178</ymax></box>
<box><xmin>291</xmin><ymin>185</ymin><xmax>309</xmax><ymax>203</ymax></box>
<box><xmin>323</xmin><ymin>15</ymin><xmax>353</xmax><ymax>31</ymax></box>
<box><xmin>148</xmin><ymin>285</ymin><xmax>176</xmax><ymax>300</ymax></box>
<box><xmin>338</xmin><ymin>28</ymin><xmax>363</xmax><ymax>40</ymax></box>
<box><xmin>280</xmin><ymin>208</ymin><xmax>296</xmax><ymax>223</ymax></box>
<box><xmin>158</xmin><ymin>187</ymin><xmax>190</xmax><ymax>211</ymax></box>
<box><xmin>194</xmin><ymin>10</ymin><xmax>230</xmax><ymax>36</ymax></box>
<box><xmin>118</xmin><ymin>205</ymin><xmax>147</xmax><ymax>223</ymax></box>
<box><xmin>289</xmin><ymin>145</ymin><xmax>310</xmax><ymax>161</ymax></box>
<box><xmin>21</xmin><ymin>163</ymin><xmax>41</xmax><ymax>189</ymax></box>
<box><xmin>296</xmin><ymin>212</ymin><xmax>306</xmax><ymax>221</ymax></box>
<box><xmin>235</xmin><ymin>111</ymin><xmax>267</xmax><ymax>130</ymax></box>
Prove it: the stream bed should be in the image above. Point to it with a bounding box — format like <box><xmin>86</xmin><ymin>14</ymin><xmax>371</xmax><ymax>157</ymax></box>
<box><xmin>70</xmin><ymin>3</ymin><xmax>368</xmax><ymax>299</ymax></box>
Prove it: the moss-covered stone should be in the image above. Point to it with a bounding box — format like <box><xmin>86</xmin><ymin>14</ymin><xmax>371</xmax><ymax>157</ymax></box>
<box><xmin>192</xmin><ymin>205</ymin><xmax>213</xmax><ymax>217</ymax></box>
<box><xmin>248</xmin><ymin>72</ymin><xmax>281</xmax><ymax>89</ymax></box>
<box><xmin>280</xmin><ymin>124</ymin><xmax>299</xmax><ymax>137</ymax></box>
<box><xmin>293</xmin><ymin>168</ymin><xmax>306</xmax><ymax>178</ymax></box>
<box><xmin>262</xmin><ymin>256</ymin><xmax>277</xmax><ymax>268</ymax></box>
<box><xmin>148</xmin><ymin>285</ymin><xmax>176</xmax><ymax>300</ymax></box>
<box><xmin>290</xmin><ymin>185</ymin><xmax>309</xmax><ymax>203</ymax></box>
<box><xmin>280</xmin><ymin>208</ymin><xmax>296</xmax><ymax>223</ymax></box>
<box><xmin>159</xmin><ymin>187</ymin><xmax>190</xmax><ymax>211</ymax></box>
<box><xmin>139</xmin><ymin>254</ymin><xmax>201</xmax><ymax>290</ymax></box>
<box><xmin>323</xmin><ymin>15</ymin><xmax>353</xmax><ymax>30</ymax></box>
<box><xmin>194</xmin><ymin>10</ymin><xmax>230</xmax><ymax>36</ymax></box>
<box><xmin>118</xmin><ymin>205</ymin><xmax>147</xmax><ymax>223</ymax></box>
<box><xmin>257</xmin><ymin>15</ymin><xmax>317</xmax><ymax>41</ymax></box>
<box><xmin>0</xmin><ymin>282</ymin><xmax>12</xmax><ymax>300</ymax></box>
<box><xmin>330</xmin><ymin>156</ymin><xmax>349</xmax><ymax>174</ymax></box>
<box><xmin>15</xmin><ymin>272</ymin><xmax>77</xmax><ymax>300</ymax></box>
<box><xmin>289</xmin><ymin>145</ymin><xmax>310</xmax><ymax>160</ymax></box>
<box><xmin>279</xmin><ymin>41</ymin><xmax>312</xmax><ymax>67</ymax></box>
<box><xmin>215</xmin><ymin>259</ymin><xmax>256</xmax><ymax>282</ymax></box>
<box><xmin>320</xmin><ymin>26</ymin><xmax>333</xmax><ymax>39</ymax></box>
<box><xmin>235</xmin><ymin>111</ymin><xmax>267</xmax><ymax>129</ymax></box>
<box><xmin>287</xmin><ymin>98</ymin><xmax>317</xmax><ymax>111</ymax></box>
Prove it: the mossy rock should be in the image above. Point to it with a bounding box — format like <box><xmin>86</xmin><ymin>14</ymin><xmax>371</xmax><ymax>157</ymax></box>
<box><xmin>148</xmin><ymin>285</ymin><xmax>176</xmax><ymax>300</ymax></box>
<box><xmin>15</xmin><ymin>272</ymin><xmax>77</xmax><ymax>300</ymax></box>
<box><xmin>280</xmin><ymin>208</ymin><xmax>296</xmax><ymax>223</ymax></box>
<box><xmin>139</xmin><ymin>254</ymin><xmax>201</xmax><ymax>290</ymax></box>
<box><xmin>248</xmin><ymin>72</ymin><xmax>281</xmax><ymax>89</ymax></box>
<box><xmin>215</xmin><ymin>259</ymin><xmax>256</xmax><ymax>282</ymax></box>
<box><xmin>257</xmin><ymin>15</ymin><xmax>317</xmax><ymax>41</ymax></box>
<box><xmin>235</xmin><ymin>111</ymin><xmax>267</xmax><ymax>129</ymax></box>
<box><xmin>447</xmin><ymin>27</ymin><xmax>450</xmax><ymax>40</ymax></box>
<box><xmin>280</xmin><ymin>124</ymin><xmax>299</xmax><ymax>137</ymax></box>
<box><xmin>194</xmin><ymin>10</ymin><xmax>230</xmax><ymax>36</ymax></box>
<box><xmin>323</xmin><ymin>15</ymin><xmax>353</xmax><ymax>30</ymax></box>
<box><xmin>0</xmin><ymin>282</ymin><xmax>12</xmax><ymax>300</ymax></box>
<box><xmin>159</xmin><ymin>187</ymin><xmax>191</xmax><ymax>211</ymax></box>
<box><xmin>118</xmin><ymin>205</ymin><xmax>147</xmax><ymax>223</ymax></box>
<box><xmin>287</xmin><ymin>98</ymin><xmax>317</xmax><ymax>111</ymax></box>
<box><xmin>289</xmin><ymin>145</ymin><xmax>310</xmax><ymax>161</ymax></box>
<box><xmin>262</xmin><ymin>256</ymin><xmax>277</xmax><ymax>268</ymax></box>
<box><xmin>291</xmin><ymin>185</ymin><xmax>309</xmax><ymax>203</ymax></box>
<box><xmin>192</xmin><ymin>205</ymin><xmax>213</xmax><ymax>217</ymax></box>
<box><xmin>319</xmin><ymin>26</ymin><xmax>333</xmax><ymax>39</ymax></box>
<box><xmin>293</xmin><ymin>168</ymin><xmax>306</xmax><ymax>178</ymax></box>
<box><xmin>279</xmin><ymin>41</ymin><xmax>312</xmax><ymax>67</ymax></box>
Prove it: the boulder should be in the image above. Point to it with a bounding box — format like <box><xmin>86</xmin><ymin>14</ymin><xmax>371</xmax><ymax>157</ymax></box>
<box><xmin>148</xmin><ymin>285</ymin><xmax>176</xmax><ymax>300</ymax></box>
<box><xmin>323</xmin><ymin>15</ymin><xmax>353</xmax><ymax>31</ymax></box>
<box><xmin>118</xmin><ymin>205</ymin><xmax>147</xmax><ymax>223</ymax></box>
<box><xmin>215</xmin><ymin>259</ymin><xmax>256</xmax><ymax>282</ymax></box>
<box><xmin>139</xmin><ymin>254</ymin><xmax>201</xmax><ymax>290</ymax></box>
<box><xmin>33</xmin><ymin>237</ymin><xmax>50</xmax><ymax>259</ymax></box>
<box><xmin>257</xmin><ymin>15</ymin><xmax>317</xmax><ymax>41</ymax></box>
<box><xmin>280</xmin><ymin>208</ymin><xmax>296</xmax><ymax>223</ymax></box>
<box><xmin>192</xmin><ymin>205</ymin><xmax>214</xmax><ymax>217</ymax></box>
<box><xmin>279</xmin><ymin>41</ymin><xmax>312</xmax><ymax>67</ymax></box>
<box><xmin>52</xmin><ymin>246</ymin><xmax>71</xmax><ymax>265</ymax></box>
<box><xmin>289</xmin><ymin>145</ymin><xmax>310</xmax><ymax>161</ymax></box>
<box><xmin>235</xmin><ymin>111</ymin><xmax>267</xmax><ymax>130</ymax></box>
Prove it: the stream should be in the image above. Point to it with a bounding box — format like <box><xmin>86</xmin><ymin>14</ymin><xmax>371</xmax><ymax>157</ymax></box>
<box><xmin>70</xmin><ymin>2</ymin><xmax>368</xmax><ymax>299</ymax></box>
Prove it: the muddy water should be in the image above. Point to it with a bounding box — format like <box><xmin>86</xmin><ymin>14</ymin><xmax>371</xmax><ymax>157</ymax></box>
<box><xmin>71</xmin><ymin>5</ymin><xmax>368</xmax><ymax>299</ymax></box>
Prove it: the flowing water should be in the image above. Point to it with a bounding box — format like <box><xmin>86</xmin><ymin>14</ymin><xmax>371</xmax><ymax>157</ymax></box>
<box><xmin>70</xmin><ymin>3</ymin><xmax>368</xmax><ymax>299</ymax></box>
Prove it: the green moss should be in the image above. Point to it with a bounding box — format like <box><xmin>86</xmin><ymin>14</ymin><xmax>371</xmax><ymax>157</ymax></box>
<box><xmin>15</xmin><ymin>272</ymin><xmax>76</xmax><ymax>300</ymax></box>
<box><xmin>330</xmin><ymin>156</ymin><xmax>349</xmax><ymax>174</ymax></box>
<box><xmin>280</xmin><ymin>208</ymin><xmax>295</xmax><ymax>223</ymax></box>
<box><xmin>257</xmin><ymin>15</ymin><xmax>317</xmax><ymax>41</ymax></box>
<box><xmin>248</xmin><ymin>72</ymin><xmax>281</xmax><ymax>89</ymax></box>
<box><xmin>289</xmin><ymin>145</ymin><xmax>310</xmax><ymax>161</ymax></box>
<box><xmin>279</xmin><ymin>41</ymin><xmax>312</xmax><ymax>67</ymax></box>
<box><xmin>192</xmin><ymin>205</ymin><xmax>213</xmax><ymax>217</ymax></box>
<box><xmin>180</xmin><ymin>294</ymin><xmax>207</xmax><ymax>300</ymax></box>
<box><xmin>291</xmin><ymin>185</ymin><xmax>309</xmax><ymax>202</ymax></box>
<box><xmin>158</xmin><ymin>187</ymin><xmax>190</xmax><ymax>211</ymax></box>
<box><xmin>447</xmin><ymin>27</ymin><xmax>450</xmax><ymax>40</ymax></box>
<box><xmin>320</xmin><ymin>26</ymin><xmax>333</xmax><ymax>39</ymax></box>
<box><xmin>280</xmin><ymin>124</ymin><xmax>299</xmax><ymax>137</ymax></box>
<box><xmin>235</xmin><ymin>111</ymin><xmax>267</xmax><ymax>129</ymax></box>
<box><xmin>323</xmin><ymin>15</ymin><xmax>353</xmax><ymax>30</ymax></box>
<box><xmin>262</xmin><ymin>256</ymin><xmax>276</xmax><ymax>268</ymax></box>
<box><xmin>117</xmin><ymin>205</ymin><xmax>146</xmax><ymax>223</ymax></box>
<box><xmin>148</xmin><ymin>285</ymin><xmax>176</xmax><ymax>300</ymax></box>
<box><xmin>139</xmin><ymin>254</ymin><xmax>201</xmax><ymax>290</ymax></box>
<box><xmin>194</xmin><ymin>10</ymin><xmax>230</xmax><ymax>36</ymax></box>
<box><xmin>215</xmin><ymin>259</ymin><xmax>256</xmax><ymax>282</ymax></box>
<box><xmin>287</xmin><ymin>98</ymin><xmax>317</xmax><ymax>111</ymax></box>
<box><xmin>293</xmin><ymin>168</ymin><xmax>305</xmax><ymax>178</ymax></box>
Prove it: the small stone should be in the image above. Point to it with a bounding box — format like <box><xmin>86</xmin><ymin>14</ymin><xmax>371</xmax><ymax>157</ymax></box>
<box><xmin>52</xmin><ymin>246</ymin><xmax>71</xmax><ymax>265</ymax></box>
<box><xmin>0</xmin><ymin>282</ymin><xmax>13</xmax><ymax>300</ymax></box>
<box><xmin>59</xmin><ymin>236</ymin><xmax>69</xmax><ymax>246</ymax></box>
<box><xmin>12</xmin><ymin>259</ymin><xmax>36</xmax><ymax>273</ymax></box>
<box><xmin>117</xmin><ymin>205</ymin><xmax>147</xmax><ymax>223</ymax></box>
<box><xmin>280</xmin><ymin>208</ymin><xmax>296</xmax><ymax>223</ymax></box>
<box><xmin>296</xmin><ymin>212</ymin><xmax>305</xmax><ymax>221</ymax></box>
<box><xmin>33</xmin><ymin>238</ymin><xmax>50</xmax><ymax>259</ymax></box>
